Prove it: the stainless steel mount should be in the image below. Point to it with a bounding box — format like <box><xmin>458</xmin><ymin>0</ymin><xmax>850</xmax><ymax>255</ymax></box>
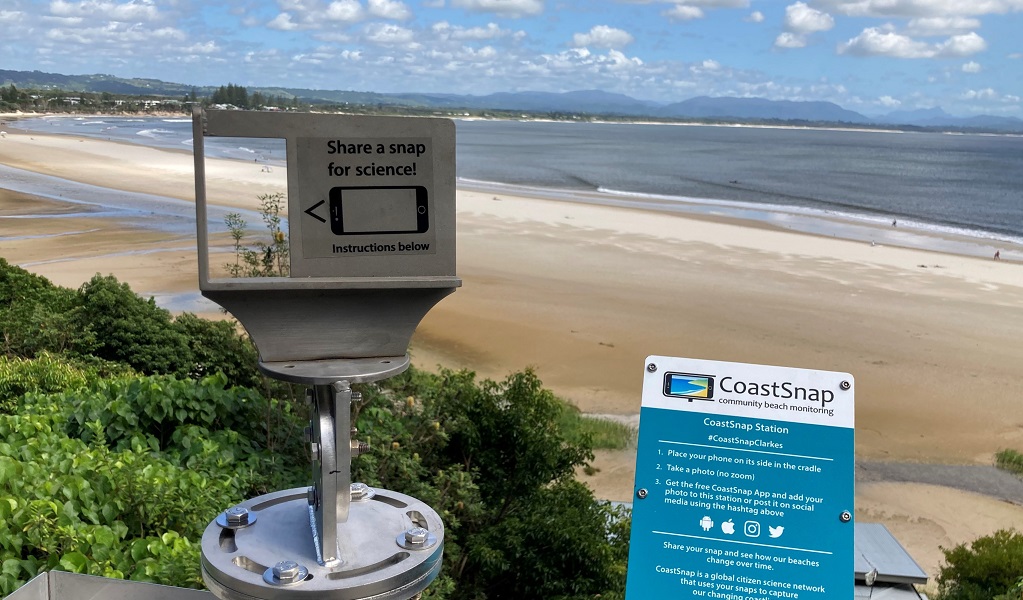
<box><xmin>199</xmin><ymin>356</ymin><xmax>443</xmax><ymax>600</ymax></box>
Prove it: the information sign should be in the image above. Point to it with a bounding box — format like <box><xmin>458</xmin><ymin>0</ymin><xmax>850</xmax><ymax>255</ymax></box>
<box><xmin>625</xmin><ymin>356</ymin><xmax>855</xmax><ymax>600</ymax></box>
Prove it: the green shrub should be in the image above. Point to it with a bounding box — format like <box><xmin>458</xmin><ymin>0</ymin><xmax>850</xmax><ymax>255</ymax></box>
<box><xmin>936</xmin><ymin>529</ymin><xmax>1023</xmax><ymax>600</ymax></box>
<box><xmin>0</xmin><ymin>258</ymin><xmax>95</xmax><ymax>358</ymax></box>
<box><xmin>354</xmin><ymin>367</ymin><xmax>630</xmax><ymax>600</ymax></box>
<box><xmin>996</xmin><ymin>449</ymin><xmax>1023</xmax><ymax>476</ymax></box>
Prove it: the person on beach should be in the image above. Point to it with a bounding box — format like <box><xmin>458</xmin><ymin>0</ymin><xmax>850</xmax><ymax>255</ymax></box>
<box><xmin>994</xmin><ymin>250</ymin><xmax>1001</xmax><ymax>260</ymax></box>
<box><xmin>892</xmin><ymin>219</ymin><xmax>897</xmax><ymax>227</ymax></box>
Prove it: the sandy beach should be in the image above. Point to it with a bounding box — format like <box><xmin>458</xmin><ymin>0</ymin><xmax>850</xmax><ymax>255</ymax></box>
<box><xmin>2</xmin><ymin>123</ymin><xmax>1022</xmax><ymax>586</ymax></box>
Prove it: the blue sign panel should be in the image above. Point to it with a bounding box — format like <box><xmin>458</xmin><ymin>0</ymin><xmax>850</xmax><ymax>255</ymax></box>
<box><xmin>625</xmin><ymin>356</ymin><xmax>855</xmax><ymax>600</ymax></box>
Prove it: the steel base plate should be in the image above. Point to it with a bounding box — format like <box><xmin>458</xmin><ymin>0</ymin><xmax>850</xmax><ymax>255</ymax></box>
<box><xmin>258</xmin><ymin>355</ymin><xmax>410</xmax><ymax>385</ymax></box>
<box><xmin>200</xmin><ymin>487</ymin><xmax>443</xmax><ymax>600</ymax></box>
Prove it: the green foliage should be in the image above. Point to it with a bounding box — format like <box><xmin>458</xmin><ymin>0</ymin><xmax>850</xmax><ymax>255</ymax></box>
<box><xmin>0</xmin><ymin>258</ymin><xmax>95</xmax><ymax>358</ymax></box>
<box><xmin>936</xmin><ymin>529</ymin><xmax>1023</xmax><ymax>600</ymax></box>
<box><xmin>355</xmin><ymin>367</ymin><xmax>630</xmax><ymax>599</ymax></box>
<box><xmin>76</xmin><ymin>275</ymin><xmax>192</xmax><ymax>375</ymax></box>
<box><xmin>209</xmin><ymin>83</ymin><xmax>249</xmax><ymax>108</ymax></box>
<box><xmin>223</xmin><ymin>193</ymin><xmax>290</xmax><ymax>278</ymax></box>
<box><xmin>996</xmin><ymin>449</ymin><xmax>1023</xmax><ymax>476</ymax></box>
<box><xmin>173</xmin><ymin>313</ymin><xmax>260</xmax><ymax>388</ymax></box>
<box><xmin>0</xmin><ymin>353</ymin><xmax>91</xmax><ymax>413</ymax></box>
<box><xmin>557</xmin><ymin>405</ymin><xmax>636</xmax><ymax>451</ymax></box>
<box><xmin>0</xmin><ymin>259</ymin><xmax>260</xmax><ymax>388</ymax></box>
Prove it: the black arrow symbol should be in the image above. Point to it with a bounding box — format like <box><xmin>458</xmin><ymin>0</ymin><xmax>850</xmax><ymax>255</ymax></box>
<box><xmin>305</xmin><ymin>200</ymin><xmax>326</xmax><ymax>223</ymax></box>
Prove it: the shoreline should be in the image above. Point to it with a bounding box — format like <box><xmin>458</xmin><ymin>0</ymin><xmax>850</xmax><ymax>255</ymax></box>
<box><xmin>9</xmin><ymin>115</ymin><xmax>1023</xmax><ymax>260</ymax></box>
<box><xmin>4</xmin><ymin>127</ymin><xmax>1023</xmax><ymax>584</ymax></box>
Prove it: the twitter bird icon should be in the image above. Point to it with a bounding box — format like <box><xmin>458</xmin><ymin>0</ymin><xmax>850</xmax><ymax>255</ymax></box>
<box><xmin>768</xmin><ymin>526</ymin><xmax>784</xmax><ymax>539</ymax></box>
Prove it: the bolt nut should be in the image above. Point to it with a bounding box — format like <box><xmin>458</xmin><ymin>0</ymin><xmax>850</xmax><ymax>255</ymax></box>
<box><xmin>224</xmin><ymin>506</ymin><xmax>249</xmax><ymax>525</ymax></box>
<box><xmin>404</xmin><ymin>527</ymin><xmax>429</xmax><ymax>546</ymax></box>
<box><xmin>310</xmin><ymin>441</ymin><xmax>320</xmax><ymax>461</ymax></box>
<box><xmin>351</xmin><ymin>482</ymin><xmax>371</xmax><ymax>501</ymax></box>
<box><xmin>352</xmin><ymin>391</ymin><xmax>363</xmax><ymax>402</ymax></box>
<box><xmin>307</xmin><ymin>486</ymin><xmax>318</xmax><ymax>507</ymax></box>
<box><xmin>840</xmin><ymin>510</ymin><xmax>852</xmax><ymax>523</ymax></box>
<box><xmin>647</xmin><ymin>363</ymin><xmax>657</xmax><ymax>372</ymax></box>
<box><xmin>351</xmin><ymin>439</ymin><xmax>370</xmax><ymax>456</ymax></box>
<box><xmin>840</xmin><ymin>381</ymin><xmax>851</xmax><ymax>391</ymax></box>
<box><xmin>637</xmin><ymin>488</ymin><xmax>649</xmax><ymax>499</ymax></box>
<box><xmin>264</xmin><ymin>560</ymin><xmax>308</xmax><ymax>586</ymax></box>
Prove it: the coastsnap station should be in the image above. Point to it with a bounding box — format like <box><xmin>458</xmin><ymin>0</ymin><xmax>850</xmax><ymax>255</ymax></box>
<box><xmin>191</xmin><ymin>108</ymin><xmax>459</xmax><ymax>600</ymax></box>
<box><xmin>626</xmin><ymin>356</ymin><xmax>855</xmax><ymax>600</ymax></box>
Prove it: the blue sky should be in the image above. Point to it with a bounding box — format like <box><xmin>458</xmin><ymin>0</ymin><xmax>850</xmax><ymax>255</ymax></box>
<box><xmin>1</xmin><ymin>0</ymin><xmax>1022</xmax><ymax>116</ymax></box>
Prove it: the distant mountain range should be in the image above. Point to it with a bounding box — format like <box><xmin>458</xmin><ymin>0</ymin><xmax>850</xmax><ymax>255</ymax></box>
<box><xmin>3</xmin><ymin>69</ymin><xmax>1022</xmax><ymax>133</ymax></box>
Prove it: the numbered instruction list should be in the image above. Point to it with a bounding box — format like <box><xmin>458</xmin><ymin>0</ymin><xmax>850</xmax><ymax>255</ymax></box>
<box><xmin>625</xmin><ymin>357</ymin><xmax>854</xmax><ymax>600</ymax></box>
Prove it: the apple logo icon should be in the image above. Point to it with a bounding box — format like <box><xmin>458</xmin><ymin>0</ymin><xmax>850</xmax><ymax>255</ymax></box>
<box><xmin>721</xmin><ymin>519</ymin><xmax>736</xmax><ymax>535</ymax></box>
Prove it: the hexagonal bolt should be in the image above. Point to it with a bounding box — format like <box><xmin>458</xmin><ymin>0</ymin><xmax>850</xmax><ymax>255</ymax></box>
<box><xmin>404</xmin><ymin>527</ymin><xmax>429</xmax><ymax>546</ymax></box>
<box><xmin>304</xmin><ymin>424</ymin><xmax>313</xmax><ymax>443</ymax></box>
<box><xmin>351</xmin><ymin>482</ymin><xmax>371</xmax><ymax>501</ymax></box>
<box><xmin>307</xmin><ymin>486</ymin><xmax>318</xmax><ymax>507</ymax></box>
<box><xmin>224</xmin><ymin>506</ymin><xmax>249</xmax><ymax>526</ymax></box>
<box><xmin>351</xmin><ymin>439</ymin><xmax>370</xmax><ymax>457</ymax></box>
<box><xmin>310</xmin><ymin>441</ymin><xmax>320</xmax><ymax>462</ymax></box>
<box><xmin>351</xmin><ymin>391</ymin><xmax>363</xmax><ymax>402</ymax></box>
<box><xmin>272</xmin><ymin>560</ymin><xmax>304</xmax><ymax>584</ymax></box>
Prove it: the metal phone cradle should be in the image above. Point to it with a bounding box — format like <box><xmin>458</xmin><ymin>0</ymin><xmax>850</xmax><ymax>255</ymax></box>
<box><xmin>191</xmin><ymin>108</ymin><xmax>460</xmax><ymax>600</ymax></box>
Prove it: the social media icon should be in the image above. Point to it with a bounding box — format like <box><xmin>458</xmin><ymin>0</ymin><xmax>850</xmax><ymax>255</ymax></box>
<box><xmin>744</xmin><ymin>521</ymin><xmax>761</xmax><ymax>538</ymax></box>
<box><xmin>769</xmin><ymin>526</ymin><xmax>785</xmax><ymax>539</ymax></box>
<box><xmin>700</xmin><ymin>516</ymin><xmax>715</xmax><ymax>532</ymax></box>
<box><xmin>721</xmin><ymin>519</ymin><xmax>735</xmax><ymax>535</ymax></box>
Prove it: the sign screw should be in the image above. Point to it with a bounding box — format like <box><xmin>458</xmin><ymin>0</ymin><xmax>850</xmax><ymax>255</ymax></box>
<box><xmin>647</xmin><ymin>363</ymin><xmax>657</xmax><ymax>373</ymax></box>
<box><xmin>840</xmin><ymin>510</ymin><xmax>852</xmax><ymax>523</ymax></box>
<box><xmin>637</xmin><ymin>488</ymin><xmax>649</xmax><ymax>499</ymax></box>
<box><xmin>840</xmin><ymin>380</ymin><xmax>851</xmax><ymax>390</ymax></box>
<box><xmin>224</xmin><ymin>506</ymin><xmax>249</xmax><ymax>526</ymax></box>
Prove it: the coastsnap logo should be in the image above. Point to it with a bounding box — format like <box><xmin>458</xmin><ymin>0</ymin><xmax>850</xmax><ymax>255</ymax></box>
<box><xmin>663</xmin><ymin>372</ymin><xmax>715</xmax><ymax>402</ymax></box>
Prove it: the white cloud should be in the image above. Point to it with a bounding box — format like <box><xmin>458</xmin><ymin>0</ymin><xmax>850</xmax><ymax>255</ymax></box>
<box><xmin>877</xmin><ymin>95</ymin><xmax>901</xmax><ymax>107</ymax></box>
<box><xmin>664</xmin><ymin>5</ymin><xmax>704</xmax><ymax>20</ymax></box>
<box><xmin>962</xmin><ymin>87</ymin><xmax>997</xmax><ymax>100</ymax></box>
<box><xmin>936</xmin><ymin>32</ymin><xmax>987</xmax><ymax>56</ymax></box>
<box><xmin>267</xmin><ymin>12</ymin><xmax>299</xmax><ymax>30</ymax></box>
<box><xmin>0</xmin><ymin>10</ymin><xmax>25</xmax><ymax>23</ymax></box>
<box><xmin>184</xmin><ymin>40</ymin><xmax>219</xmax><ymax>54</ymax></box>
<box><xmin>368</xmin><ymin>0</ymin><xmax>412</xmax><ymax>20</ymax></box>
<box><xmin>785</xmin><ymin>2</ymin><xmax>834</xmax><ymax>33</ymax></box>
<box><xmin>363</xmin><ymin>22</ymin><xmax>417</xmax><ymax>46</ymax></box>
<box><xmin>775</xmin><ymin>32</ymin><xmax>807</xmax><ymax>48</ymax></box>
<box><xmin>961</xmin><ymin>60</ymin><xmax>981</xmax><ymax>73</ymax></box>
<box><xmin>1010</xmin><ymin>52</ymin><xmax>1023</xmax><ymax>59</ymax></box>
<box><xmin>571</xmin><ymin>25</ymin><xmax>634</xmax><ymax>49</ymax></box>
<box><xmin>49</xmin><ymin>0</ymin><xmax>162</xmax><ymax>23</ymax></box>
<box><xmin>432</xmin><ymin>21</ymin><xmax>517</xmax><ymax>41</ymax></box>
<box><xmin>450</xmin><ymin>0</ymin><xmax>543</xmax><ymax>17</ymax></box>
<box><xmin>905</xmin><ymin>16</ymin><xmax>981</xmax><ymax>36</ymax></box>
<box><xmin>746</xmin><ymin>10</ymin><xmax>764</xmax><ymax>22</ymax></box>
<box><xmin>324</xmin><ymin>0</ymin><xmax>365</xmax><ymax>22</ymax></box>
<box><xmin>838</xmin><ymin>27</ymin><xmax>987</xmax><ymax>58</ymax></box>
<box><xmin>816</xmin><ymin>0</ymin><xmax>1023</xmax><ymax>18</ymax></box>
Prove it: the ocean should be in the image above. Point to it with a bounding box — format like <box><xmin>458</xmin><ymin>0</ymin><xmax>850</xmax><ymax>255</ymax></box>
<box><xmin>9</xmin><ymin>115</ymin><xmax>1023</xmax><ymax>257</ymax></box>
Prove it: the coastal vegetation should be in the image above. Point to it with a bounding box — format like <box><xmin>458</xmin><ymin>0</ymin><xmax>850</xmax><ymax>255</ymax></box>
<box><xmin>995</xmin><ymin>449</ymin><xmax>1023</xmax><ymax>477</ymax></box>
<box><xmin>0</xmin><ymin>257</ymin><xmax>632</xmax><ymax>598</ymax></box>
<box><xmin>935</xmin><ymin>530</ymin><xmax>1023</xmax><ymax>600</ymax></box>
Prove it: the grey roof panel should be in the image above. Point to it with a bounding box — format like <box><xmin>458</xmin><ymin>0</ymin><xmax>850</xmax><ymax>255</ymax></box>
<box><xmin>855</xmin><ymin>523</ymin><xmax>929</xmax><ymax>585</ymax></box>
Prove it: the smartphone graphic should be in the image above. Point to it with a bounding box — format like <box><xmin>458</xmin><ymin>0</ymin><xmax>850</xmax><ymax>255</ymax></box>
<box><xmin>329</xmin><ymin>186</ymin><xmax>429</xmax><ymax>235</ymax></box>
<box><xmin>663</xmin><ymin>372</ymin><xmax>715</xmax><ymax>401</ymax></box>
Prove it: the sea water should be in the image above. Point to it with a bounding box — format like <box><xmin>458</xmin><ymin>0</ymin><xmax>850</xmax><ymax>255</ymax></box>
<box><xmin>11</xmin><ymin>115</ymin><xmax>1023</xmax><ymax>254</ymax></box>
